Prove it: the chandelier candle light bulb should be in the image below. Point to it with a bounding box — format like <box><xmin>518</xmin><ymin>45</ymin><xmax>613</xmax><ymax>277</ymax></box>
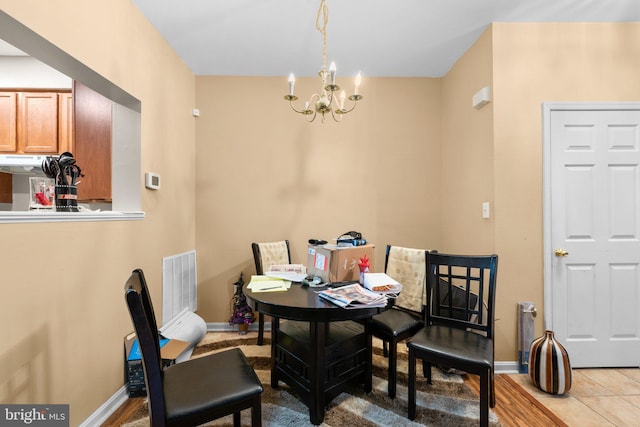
<box><xmin>288</xmin><ymin>74</ymin><xmax>295</xmax><ymax>97</ymax></box>
<box><xmin>329</xmin><ymin>62</ymin><xmax>336</xmax><ymax>85</ymax></box>
<box><xmin>354</xmin><ymin>72</ymin><xmax>362</xmax><ymax>96</ymax></box>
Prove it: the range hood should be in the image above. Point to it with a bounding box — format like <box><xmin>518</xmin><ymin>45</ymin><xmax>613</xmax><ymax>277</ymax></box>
<box><xmin>0</xmin><ymin>154</ymin><xmax>47</xmax><ymax>174</ymax></box>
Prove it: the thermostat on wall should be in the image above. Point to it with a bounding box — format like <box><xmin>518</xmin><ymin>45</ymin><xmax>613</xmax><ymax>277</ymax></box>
<box><xmin>145</xmin><ymin>172</ymin><xmax>161</xmax><ymax>190</ymax></box>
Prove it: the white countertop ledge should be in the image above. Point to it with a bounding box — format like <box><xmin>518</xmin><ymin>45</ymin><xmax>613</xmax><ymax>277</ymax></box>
<box><xmin>0</xmin><ymin>211</ymin><xmax>145</xmax><ymax>223</ymax></box>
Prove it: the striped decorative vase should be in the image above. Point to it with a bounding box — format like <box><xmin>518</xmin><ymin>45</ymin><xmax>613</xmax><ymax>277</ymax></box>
<box><xmin>528</xmin><ymin>330</ymin><xmax>572</xmax><ymax>394</ymax></box>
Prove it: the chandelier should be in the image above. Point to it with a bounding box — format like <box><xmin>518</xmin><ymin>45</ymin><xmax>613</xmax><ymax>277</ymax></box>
<box><xmin>284</xmin><ymin>0</ymin><xmax>363</xmax><ymax>123</ymax></box>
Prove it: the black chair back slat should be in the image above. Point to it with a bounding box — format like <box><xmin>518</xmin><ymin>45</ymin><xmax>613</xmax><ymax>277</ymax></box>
<box><xmin>124</xmin><ymin>271</ymin><xmax>167</xmax><ymax>426</ymax></box>
<box><xmin>427</xmin><ymin>253</ymin><xmax>497</xmax><ymax>338</ymax></box>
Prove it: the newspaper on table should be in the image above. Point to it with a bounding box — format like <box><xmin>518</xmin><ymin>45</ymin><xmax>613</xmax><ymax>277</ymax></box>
<box><xmin>317</xmin><ymin>284</ymin><xmax>387</xmax><ymax>309</ymax></box>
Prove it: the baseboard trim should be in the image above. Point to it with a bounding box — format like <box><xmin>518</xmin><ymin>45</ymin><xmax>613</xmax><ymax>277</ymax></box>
<box><xmin>495</xmin><ymin>361</ymin><xmax>520</xmax><ymax>374</ymax></box>
<box><xmin>83</xmin><ymin>322</ymin><xmax>519</xmax><ymax>424</ymax></box>
<box><xmin>207</xmin><ymin>321</ymin><xmax>269</xmax><ymax>332</ymax></box>
<box><xmin>79</xmin><ymin>385</ymin><xmax>128</xmax><ymax>427</ymax></box>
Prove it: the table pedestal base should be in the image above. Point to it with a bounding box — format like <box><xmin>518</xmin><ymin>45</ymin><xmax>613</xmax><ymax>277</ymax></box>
<box><xmin>271</xmin><ymin>320</ymin><xmax>369</xmax><ymax>425</ymax></box>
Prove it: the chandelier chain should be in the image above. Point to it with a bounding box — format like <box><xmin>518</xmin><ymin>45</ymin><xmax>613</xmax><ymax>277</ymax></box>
<box><xmin>316</xmin><ymin>0</ymin><xmax>329</xmax><ymax>70</ymax></box>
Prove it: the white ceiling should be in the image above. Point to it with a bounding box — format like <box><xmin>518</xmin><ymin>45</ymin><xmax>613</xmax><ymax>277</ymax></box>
<box><xmin>130</xmin><ymin>0</ymin><xmax>640</xmax><ymax>78</ymax></box>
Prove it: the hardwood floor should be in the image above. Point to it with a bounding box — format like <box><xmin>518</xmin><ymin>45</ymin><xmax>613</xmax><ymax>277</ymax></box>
<box><xmin>465</xmin><ymin>374</ymin><xmax>568</xmax><ymax>426</ymax></box>
<box><xmin>102</xmin><ymin>372</ymin><xmax>561</xmax><ymax>426</ymax></box>
<box><xmin>103</xmin><ymin>331</ymin><xmax>572</xmax><ymax>427</ymax></box>
<box><xmin>102</xmin><ymin>397</ymin><xmax>145</xmax><ymax>427</ymax></box>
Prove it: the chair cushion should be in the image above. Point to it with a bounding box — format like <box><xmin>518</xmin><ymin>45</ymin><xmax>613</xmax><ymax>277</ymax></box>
<box><xmin>258</xmin><ymin>241</ymin><xmax>289</xmax><ymax>271</ymax></box>
<box><xmin>407</xmin><ymin>325</ymin><xmax>493</xmax><ymax>372</ymax></box>
<box><xmin>370</xmin><ymin>308</ymin><xmax>423</xmax><ymax>338</ymax></box>
<box><xmin>163</xmin><ymin>348</ymin><xmax>263</xmax><ymax>425</ymax></box>
<box><xmin>386</xmin><ymin>247</ymin><xmax>427</xmax><ymax>312</ymax></box>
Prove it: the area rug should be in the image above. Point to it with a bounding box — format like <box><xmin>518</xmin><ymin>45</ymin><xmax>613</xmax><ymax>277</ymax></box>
<box><xmin>122</xmin><ymin>332</ymin><xmax>501</xmax><ymax>426</ymax></box>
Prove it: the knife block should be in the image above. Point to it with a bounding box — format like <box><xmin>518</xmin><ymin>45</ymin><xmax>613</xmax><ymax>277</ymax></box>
<box><xmin>55</xmin><ymin>185</ymin><xmax>78</xmax><ymax>212</ymax></box>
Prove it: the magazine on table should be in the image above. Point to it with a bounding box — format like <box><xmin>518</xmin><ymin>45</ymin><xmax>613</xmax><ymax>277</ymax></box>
<box><xmin>362</xmin><ymin>273</ymin><xmax>403</xmax><ymax>297</ymax></box>
<box><xmin>317</xmin><ymin>283</ymin><xmax>388</xmax><ymax>309</ymax></box>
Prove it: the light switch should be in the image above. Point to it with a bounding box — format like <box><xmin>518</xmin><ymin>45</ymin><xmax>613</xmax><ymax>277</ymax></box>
<box><xmin>482</xmin><ymin>202</ymin><xmax>490</xmax><ymax>219</ymax></box>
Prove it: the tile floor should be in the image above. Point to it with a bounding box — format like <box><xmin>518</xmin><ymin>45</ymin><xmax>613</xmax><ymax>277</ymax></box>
<box><xmin>509</xmin><ymin>368</ymin><xmax>640</xmax><ymax>426</ymax></box>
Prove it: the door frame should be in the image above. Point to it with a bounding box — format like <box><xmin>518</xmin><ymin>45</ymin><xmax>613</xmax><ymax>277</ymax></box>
<box><xmin>542</xmin><ymin>101</ymin><xmax>640</xmax><ymax>330</ymax></box>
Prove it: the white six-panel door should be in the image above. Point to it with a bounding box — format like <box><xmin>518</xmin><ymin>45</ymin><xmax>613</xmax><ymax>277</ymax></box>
<box><xmin>544</xmin><ymin>103</ymin><xmax>640</xmax><ymax>368</ymax></box>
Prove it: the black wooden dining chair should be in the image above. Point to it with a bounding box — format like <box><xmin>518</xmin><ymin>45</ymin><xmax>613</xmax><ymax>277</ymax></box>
<box><xmin>124</xmin><ymin>269</ymin><xmax>263</xmax><ymax>427</ymax></box>
<box><xmin>365</xmin><ymin>245</ymin><xmax>429</xmax><ymax>398</ymax></box>
<box><xmin>407</xmin><ymin>253</ymin><xmax>498</xmax><ymax>427</ymax></box>
<box><xmin>251</xmin><ymin>240</ymin><xmax>292</xmax><ymax>345</ymax></box>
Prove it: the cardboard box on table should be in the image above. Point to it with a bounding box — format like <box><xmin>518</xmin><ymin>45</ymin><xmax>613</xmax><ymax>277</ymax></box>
<box><xmin>124</xmin><ymin>332</ymin><xmax>190</xmax><ymax>397</ymax></box>
<box><xmin>307</xmin><ymin>244</ymin><xmax>375</xmax><ymax>283</ymax></box>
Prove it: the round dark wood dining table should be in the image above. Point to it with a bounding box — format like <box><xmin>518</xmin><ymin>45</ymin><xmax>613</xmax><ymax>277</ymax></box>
<box><xmin>244</xmin><ymin>282</ymin><xmax>389</xmax><ymax>425</ymax></box>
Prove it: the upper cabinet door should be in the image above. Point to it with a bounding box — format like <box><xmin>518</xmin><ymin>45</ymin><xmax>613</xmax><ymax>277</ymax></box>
<box><xmin>73</xmin><ymin>81</ymin><xmax>112</xmax><ymax>202</ymax></box>
<box><xmin>17</xmin><ymin>92</ymin><xmax>59</xmax><ymax>153</ymax></box>
<box><xmin>0</xmin><ymin>92</ymin><xmax>17</xmax><ymax>152</ymax></box>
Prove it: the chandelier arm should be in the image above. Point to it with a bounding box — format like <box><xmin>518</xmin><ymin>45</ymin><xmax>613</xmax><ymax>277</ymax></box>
<box><xmin>307</xmin><ymin>110</ymin><xmax>317</xmax><ymax>122</ymax></box>
<box><xmin>309</xmin><ymin>92</ymin><xmax>321</xmax><ymax>109</ymax></box>
<box><xmin>330</xmin><ymin>108</ymin><xmax>344</xmax><ymax>122</ymax></box>
<box><xmin>338</xmin><ymin>100</ymin><xmax>359</xmax><ymax>114</ymax></box>
<box><xmin>288</xmin><ymin>100</ymin><xmax>308</xmax><ymax>114</ymax></box>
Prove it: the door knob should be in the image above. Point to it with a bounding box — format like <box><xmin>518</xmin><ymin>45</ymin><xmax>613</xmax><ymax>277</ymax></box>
<box><xmin>555</xmin><ymin>249</ymin><xmax>569</xmax><ymax>257</ymax></box>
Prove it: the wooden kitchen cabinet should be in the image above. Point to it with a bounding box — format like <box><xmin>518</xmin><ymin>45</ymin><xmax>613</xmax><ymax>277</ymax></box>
<box><xmin>0</xmin><ymin>92</ymin><xmax>17</xmax><ymax>152</ymax></box>
<box><xmin>0</xmin><ymin>85</ymin><xmax>112</xmax><ymax>205</ymax></box>
<box><xmin>0</xmin><ymin>90</ymin><xmax>72</xmax><ymax>154</ymax></box>
<box><xmin>0</xmin><ymin>90</ymin><xmax>73</xmax><ymax>206</ymax></box>
<box><xmin>17</xmin><ymin>92</ymin><xmax>59</xmax><ymax>153</ymax></box>
<box><xmin>73</xmin><ymin>81</ymin><xmax>112</xmax><ymax>202</ymax></box>
<box><xmin>58</xmin><ymin>92</ymin><xmax>73</xmax><ymax>154</ymax></box>
<box><xmin>0</xmin><ymin>172</ymin><xmax>11</xmax><ymax>203</ymax></box>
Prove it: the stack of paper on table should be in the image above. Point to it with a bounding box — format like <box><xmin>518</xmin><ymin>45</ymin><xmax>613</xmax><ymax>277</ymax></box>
<box><xmin>269</xmin><ymin>264</ymin><xmax>307</xmax><ymax>273</ymax></box>
<box><xmin>363</xmin><ymin>273</ymin><xmax>403</xmax><ymax>297</ymax></box>
<box><xmin>264</xmin><ymin>264</ymin><xmax>307</xmax><ymax>282</ymax></box>
<box><xmin>247</xmin><ymin>275</ymin><xmax>291</xmax><ymax>292</ymax></box>
<box><xmin>317</xmin><ymin>284</ymin><xmax>388</xmax><ymax>309</ymax></box>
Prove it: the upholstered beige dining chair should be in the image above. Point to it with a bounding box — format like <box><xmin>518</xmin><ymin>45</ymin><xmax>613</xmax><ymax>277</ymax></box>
<box><xmin>251</xmin><ymin>240</ymin><xmax>292</xmax><ymax>345</ymax></box>
<box><xmin>365</xmin><ymin>245</ymin><xmax>430</xmax><ymax>398</ymax></box>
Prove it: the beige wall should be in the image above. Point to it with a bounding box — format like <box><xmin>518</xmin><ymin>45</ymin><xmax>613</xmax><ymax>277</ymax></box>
<box><xmin>1</xmin><ymin>3</ymin><xmax>639</xmax><ymax>423</ymax></box>
<box><xmin>440</xmin><ymin>27</ymin><xmax>506</xmax><ymax>355</ymax></box>
<box><xmin>0</xmin><ymin>1</ymin><xmax>196</xmax><ymax>425</ymax></box>
<box><xmin>195</xmin><ymin>76</ymin><xmax>443</xmax><ymax>319</ymax></box>
<box><xmin>490</xmin><ymin>22</ymin><xmax>640</xmax><ymax>359</ymax></box>
<box><xmin>439</xmin><ymin>22</ymin><xmax>640</xmax><ymax>361</ymax></box>
<box><xmin>441</xmin><ymin>28</ymin><xmax>495</xmax><ymax>254</ymax></box>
